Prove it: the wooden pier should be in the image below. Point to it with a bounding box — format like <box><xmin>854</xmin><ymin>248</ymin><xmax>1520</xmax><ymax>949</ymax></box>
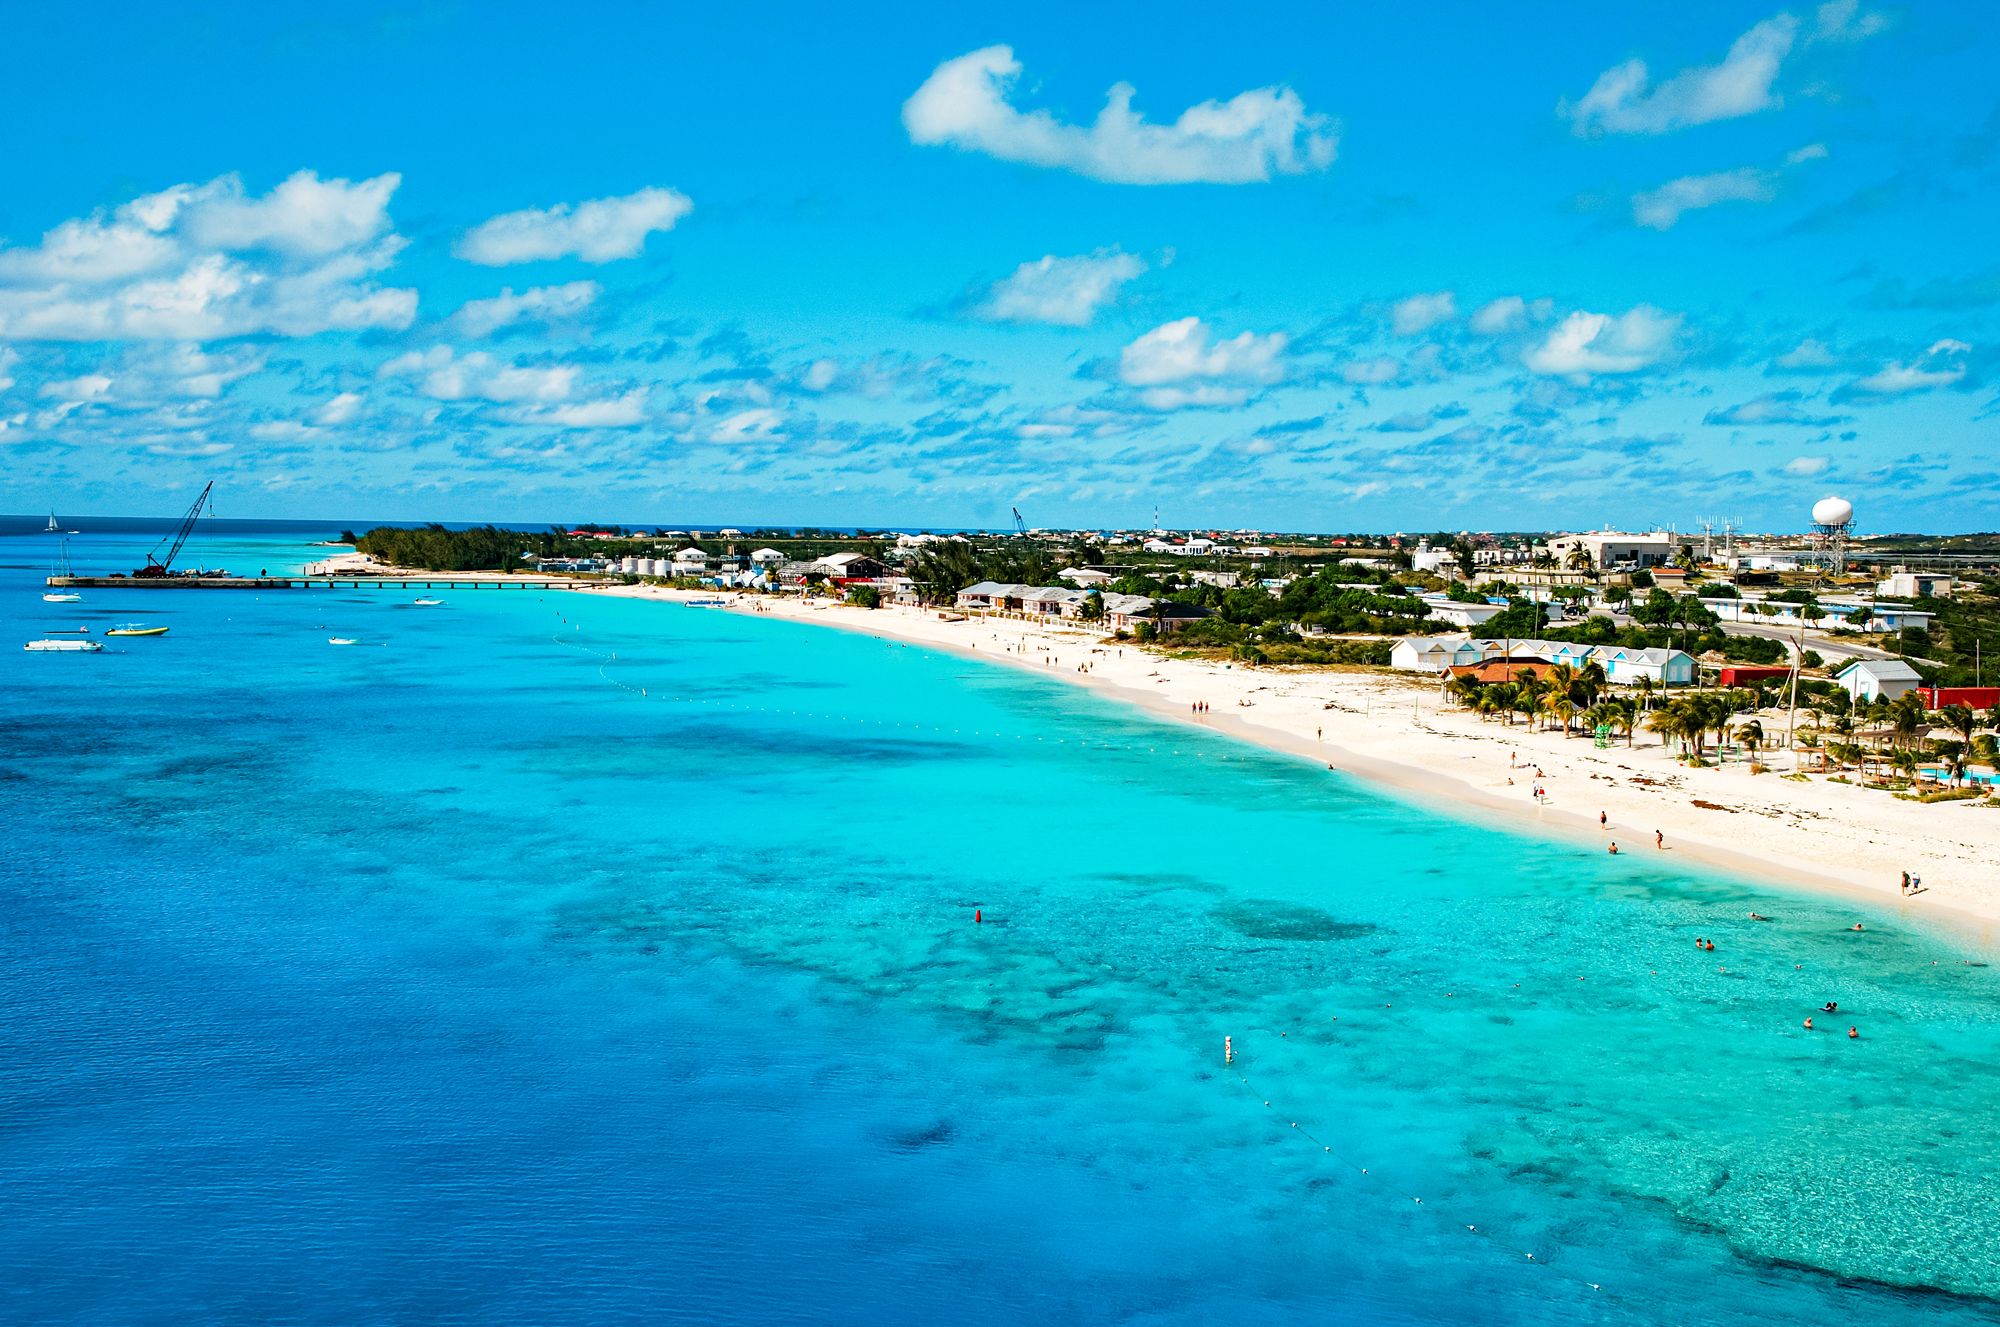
<box><xmin>45</xmin><ymin>576</ymin><xmax>600</xmax><ymax>591</ymax></box>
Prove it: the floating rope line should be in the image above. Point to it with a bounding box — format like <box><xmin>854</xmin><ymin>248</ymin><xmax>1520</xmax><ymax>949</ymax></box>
<box><xmin>1229</xmin><ymin>1050</ymin><xmax>1610</xmax><ymax>1301</ymax></box>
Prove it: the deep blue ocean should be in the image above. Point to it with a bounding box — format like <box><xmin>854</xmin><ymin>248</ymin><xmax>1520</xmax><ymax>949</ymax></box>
<box><xmin>3</xmin><ymin>524</ymin><xmax>1996</xmax><ymax>1326</ymax></box>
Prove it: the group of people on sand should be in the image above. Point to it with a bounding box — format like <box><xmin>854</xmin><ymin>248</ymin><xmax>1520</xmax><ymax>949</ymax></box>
<box><xmin>1899</xmin><ymin>870</ymin><xmax>1924</xmax><ymax>896</ymax></box>
<box><xmin>1596</xmin><ymin>809</ymin><xmax>1666</xmax><ymax>856</ymax></box>
<box><xmin>1190</xmin><ymin>700</ymin><xmax>1210</xmax><ymax>715</ymax></box>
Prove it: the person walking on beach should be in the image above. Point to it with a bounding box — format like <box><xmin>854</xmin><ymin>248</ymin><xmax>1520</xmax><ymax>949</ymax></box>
<box><xmin>1600</xmin><ymin>811</ymin><xmax>1607</xmax><ymax>827</ymax></box>
<box><xmin>1901</xmin><ymin>870</ymin><xmax>1910</xmax><ymax>895</ymax></box>
<box><xmin>1655</xmin><ymin>830</ymin><xmax>1664</xmax><ymax>850</ymax></box>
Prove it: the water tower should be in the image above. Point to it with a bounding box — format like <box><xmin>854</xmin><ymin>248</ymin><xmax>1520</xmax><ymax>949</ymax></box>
<box><xmin>1810</xmin><ymin>495</ymin><xmax>1855</xmax><ymax>575</ymax></box>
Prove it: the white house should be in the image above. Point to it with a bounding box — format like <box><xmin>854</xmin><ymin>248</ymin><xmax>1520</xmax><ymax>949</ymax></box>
<box><xmin>1390</xmin><ymin>635</ymin><xmax>1496</xmax><ymax>673</ymax></box>
<box><xmin>1545</xmin><ymin>529</ymin><xmax>1675</xmax><ymax>570</ymax></box>
<box><xmin>1422</xmin><ymin>596</ymin><xmax>1507</xmax><ymax>628</ymax></box>
<box><xmin>1877</xmin><ymin>570</ymin><xmax>1955</xmax><ymax>599</ymax></box>
<box><xmin>1836</xmin><ymin>658</ymin><xmax>1923</xmax><ymax>702</ymax></box>
<box><xmin>749</xmin><ymin>548</ymin><xmax>786</xmax><ymax>565</ymax></box>
<box><xmin>1410</xmin><ymin>539</ymin><xmax>1456</xmax><ymax>576</ymax></box>
<box><xmin>1598</xmin><ymin>647</ymin><xmax>1697</xmax><ymax>687</ymax></box>
<box><xmin>1058</xmin><ymin>567</ymin><xmax>1116</xmax><ymax>586</ymax></box>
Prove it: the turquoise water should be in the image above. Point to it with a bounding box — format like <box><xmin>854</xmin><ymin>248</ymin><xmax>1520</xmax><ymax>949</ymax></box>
<box><xmin>3</xmin><ymin>530</ymin><xmax>1997</xmax><ymax>1326</ymax></box>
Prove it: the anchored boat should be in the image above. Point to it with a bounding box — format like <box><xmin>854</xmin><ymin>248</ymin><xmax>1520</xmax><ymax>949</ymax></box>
<box><xmin>25</xmin><ymin>638</ymin><xmax>102</xmax><ymax>652</ymax></box>
<box><xmin>105</xmin><ymin>624</ymin><xmax>170</xmax><ymax>637</ymax></box>
<box><xmin>43</xmin><ymin>537</ymin><xmax>81</xmax><ymax>602</ymax></box>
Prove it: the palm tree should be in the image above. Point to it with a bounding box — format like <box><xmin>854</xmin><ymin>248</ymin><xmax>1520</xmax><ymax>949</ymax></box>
<box><xmin>1545</xmin><ymin>693</ymin><xmax>1577</xmax><ymax>738</ymax></box>
<box><xmin>1647</xmin><ymin>706</ymin><xmax>1689</xmax><ymax>757</ymax></box>
<box><xmin>1939</xmin><ymin>703</ymin><xmax>1979</xmax><ymax>750</ymax></box>
<box><xmin>1738</xmin><ymin>719</ymin><xmax>1764</xmax><ymax>764</ymax></box>
<box><xmin>1600</xmin><ymin>697</ymin><xmax>1637</xmax><ymax>747</ymax></box>
<box><xmin>1889</xmin><ymin>691</ymin><xmax>1926</xmax><ymax>751</ymax></box>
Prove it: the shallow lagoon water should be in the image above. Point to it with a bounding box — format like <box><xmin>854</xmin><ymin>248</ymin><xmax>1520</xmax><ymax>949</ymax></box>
<box><xmin>2</xmin><ymin>529</ymin><xmax>1997</xmax><ymax>1325</ymax></box>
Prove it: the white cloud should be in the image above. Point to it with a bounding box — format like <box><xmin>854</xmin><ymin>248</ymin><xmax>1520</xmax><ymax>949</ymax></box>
<box><xmin>456</xmin><ymin>187</ymin><xmax>692</xmax><ymax>265</ymax></box>
<box><xmin>1782</xmin><ymin>455</ymin><xmax>1829</xmax><ymax>476</ymax></box>
<box><xmin>709</xmin><ymin>406</ymin><xmax>785</xmax><ymax>443</ymax></box>
<box><xmin>1339</xmin><ymin>356</ymin><xmax>1403</xmax><ymax>385</ymax></box>
<box><xmin>1562</xmin><ymin>15</ymin><xmax>1797</xmax><ymax>135</ymax></box>
<box><xmin>1116</xmin><ymin>316</ymin><xmax>1286</xmax><ymax>408</ymax></box>
<box><xmin>1811</xmin><ymin>0</ymin><xmax>1890</xmax><ymax>43</ymax></box>
<box><xmin>1846</xmin><ymin>339</ymin><xmax>1970</xmax><ymax>395</ymax></box>
<box><xmin>1524</xmin><ymin>306</ymin><xmax>1682</xmax><ymax>377</ymax></box>
<box><xmin>976</xmin><ymin>250</ymin><xmax>1146</xmax><ymax>326</ymax></box>
<box><xmin>1469</xmin><ymin>295</ymin><xmax>1551</xmax><ymax>335</ymax></box>
<box><xmin>1390</xmin><ymin>291</ymin><xmax>1456</xmax><ymax>336</ymax></box>
<box><xmin>454</xmin><ymin>281</ymin><xmax>601</xmax><ymax>336</ymax></box>
<box><xmin>41</xmin><ymin>373</ymin><xmax>114</xmax><ymax>402</ymax></box>
<box><xmin>182</xmin><ymin>170</ymin><xmax>399</xmax><ymax>258</ymax></box>
<box><xmin>903</xmin><ymin>46</ymin><xmax>1338</xmax><ymax>185</ymax></box>
<box><xmin>315</xmin><ymin>391</ymin><xmax>364</xmax><ymax>426</ymax></box>
<box><xmin>378</xmin><ymin>345</ymin><xmax>577</xmax><ymax>402</ymax></box>
<box><xmin>1632</xmin><ymin>143</ymin><xmax>1826</xmax><ymax>229</ymax></box>
<box><xmin>1633</xmin><ymin>168</ymin><xmax>1775</xmax><ymax>230</ymax></box>
<box><xmin>1775</xmin><ymin>337</ymin><xmax>1839</xmax><ymax>369</ymax></box>
<box><xmin>0</xmin><ymin>170</ymin><xmax>414</xmax><ymax>341</ymax></box>
<box><xmin>500</xmin><ymin>389</ymin><xmax>649</xmax><ymax>429</ymax></box>
<box><xmin>0</xmin><ymin>348</ymin><xmax>15</xmax><ymax>392</ymax></box>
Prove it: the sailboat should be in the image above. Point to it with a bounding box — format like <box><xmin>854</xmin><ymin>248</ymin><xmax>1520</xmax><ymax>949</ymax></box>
<box><xmin>42</xmin><ymin>537</ymin><xmax>81</xmax><ymax>602</ymax></box>
<box><xmin>45</xmin><ymin>512</ymin><xmax>59</xmax><ymax>533</ymax></box>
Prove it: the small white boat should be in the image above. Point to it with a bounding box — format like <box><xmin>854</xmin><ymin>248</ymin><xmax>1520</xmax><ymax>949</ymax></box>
<box><xmin>329</xmin><ymin>637</ymin><xmax>359</xmax><ymax>646</ymax></box>
<box><xmin>25</xmin><ymin>638</ymin><xmax>102</xmax><ymax>652</ymax></box>
<box><xmin>44</xmin><ymin>512</ymin><xmax>59</xmax><ymax>533</ymax></box>
<box><xmin>412</xmin><ymin>597</ymin><xmax>444</xmax><ymax>606</ymax></box>
<box><xmin>44</xmin><ymin>538</ymin><xmax>79</xmax><ymax>600</ymax></box>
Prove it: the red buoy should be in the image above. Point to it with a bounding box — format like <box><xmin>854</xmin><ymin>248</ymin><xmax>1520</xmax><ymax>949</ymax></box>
<box><xmin>974</xmin><ymin>909</ymin><xmax>982</xmax><ymax>924</ymax></box>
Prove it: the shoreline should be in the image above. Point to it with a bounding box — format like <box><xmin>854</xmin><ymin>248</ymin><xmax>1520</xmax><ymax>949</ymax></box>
<box><xmin>472</xmin><ymin>575</ymin><xmax>2000</xmax><ymax>943</ymax></box>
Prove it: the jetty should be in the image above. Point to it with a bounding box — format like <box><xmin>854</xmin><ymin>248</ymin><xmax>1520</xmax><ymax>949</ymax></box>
<box><xmin>44</xmin><ymin>575</ymin><xmax>598</xmax><ymax>591</ymax></box>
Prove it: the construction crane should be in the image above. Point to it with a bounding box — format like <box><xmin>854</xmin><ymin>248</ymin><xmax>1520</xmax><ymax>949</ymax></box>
<box><xmin>136</xmin><ymin>481</ymin><xmax>214</xmax><ymax>577</ymax></box>
<box><xmin>1011</xmin><ymin>506</ymin><xmax>1027</xmax><ymax>537</ymax></box>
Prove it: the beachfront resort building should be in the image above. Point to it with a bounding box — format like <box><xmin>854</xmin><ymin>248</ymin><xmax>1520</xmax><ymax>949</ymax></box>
<box><xmin>952</xmin><ymin>582</ymin><xmax>1211</xmax><ymax>633</ymax></box>
<box><xmin>1835</xmin><ymin>659</ymin><xmax>1923</xmax><ymax>703</ymax></box>
<box><xmin>1390</xmin><ymin>634</ymin><xmax>1696</xmax><ymax>686</ymax></box>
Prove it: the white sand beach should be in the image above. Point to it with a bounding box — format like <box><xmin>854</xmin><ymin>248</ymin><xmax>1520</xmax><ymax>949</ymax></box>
<box><xmin>567</xmin><ymin>583</ymin><xmax>2000</xmax><ymax>939</ymax></box>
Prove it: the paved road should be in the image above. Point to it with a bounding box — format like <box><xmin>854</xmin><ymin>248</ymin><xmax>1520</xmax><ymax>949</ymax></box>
<box><xmin>1717</xmin><ymin>620</ymin><xmax>1893</xmax><ymax>663</ymax></box>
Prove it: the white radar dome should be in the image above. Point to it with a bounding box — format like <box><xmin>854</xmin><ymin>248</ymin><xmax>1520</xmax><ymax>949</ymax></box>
<box><xmin>1812</xmin><ymin>496</ymin><xmax>1854</xmax><ymax>527</ymax></box>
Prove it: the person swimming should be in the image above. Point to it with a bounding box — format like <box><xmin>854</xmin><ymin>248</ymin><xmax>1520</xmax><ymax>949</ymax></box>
<box><xmin>1803</xmin><ymin>1017</ymin><xmax>1814</xmax><ymax>1030</ymax></box>
<box><xmin>1748</xmin><ymin>912</ymin><xmax>1768</xmax><ymax>921</ymax></box>
<box><xmin>1848</xmin><ymin>1026</ymin><xmax>1859</xmax><ymax>1039</ymax></box>
<box><xmin>1822</xmin><ymin>1001</ymin><xmax>1838</xmax><ymax>1013</ymax></box>
<box><xmin>1607</xmin><ymin>842</ymin><xmax>1619</xmax><ymax>854</ymax></box>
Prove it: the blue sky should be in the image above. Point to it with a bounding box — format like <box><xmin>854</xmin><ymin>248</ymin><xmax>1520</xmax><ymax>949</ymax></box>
<box><xmin>1</xmin><ymin>2</ymin><xmax>1994</xmax><ymax>532</ymax></box>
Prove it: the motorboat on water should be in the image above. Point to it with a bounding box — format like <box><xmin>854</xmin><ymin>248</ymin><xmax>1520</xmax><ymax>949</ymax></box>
<box><xmin>105</xmin><ymin>624</ymin><xmax>170</xmax><ymax>637</ymax></box>
<box><xmin>42</xmin><ymin>627</ymin><xmax>89</xmax><ymax>635</ymax></box>
<box><xmin>329</xmin><ymin>637</ymin><xmax>359</xmax><ymax>645</ymax></box>
<box><xmin>42</xmin><ymin>592</ymin><xmax>82</xmax><ymax>603</ymax></box>
<box><xmin>25</xmin><ymin>638</ymin><xmax>102</xmax><ymax>652</ymax></box>
<box><xmin>412</xmin><ymin>597</ymin><xmax>444</xmax><ymax>606</ymax></box>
